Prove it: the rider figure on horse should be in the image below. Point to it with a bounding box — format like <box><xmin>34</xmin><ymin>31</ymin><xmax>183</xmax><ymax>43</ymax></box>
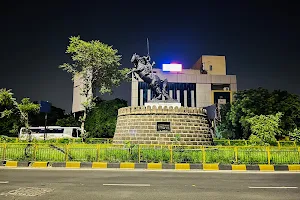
<box><xmin>128</xmin><ymin>53</ymin><xmax>170</xmax><ymax>101</ymax></box>
<box><xmin>134</xmin><ymin>54</ymin><xmax>154</xmax><ymax>78</ymax></box>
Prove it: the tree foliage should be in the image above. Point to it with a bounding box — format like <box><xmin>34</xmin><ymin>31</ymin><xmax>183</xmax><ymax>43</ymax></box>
<box><xmin>0</xmin><ymin>89</ymin><xmax>17</xmax><ymax>118</ymax></box>
<box><xmin>216</xmin><ymin>103</ymin><xmax>236</xmax><ymax>139</ymax></box>
<box><xmin>56</xmin><ymin>115</ymin><xmax>80</xmax><ymax>127</ymax></box>
<box><xmin>0</xmin><ymin>89</ymin><xmax>40</xmax><ymax>139</ymax></box>
<box><xmin>289</xmin><ymin>128</ymin><xmax>300</xmax><ymax>143</ymax></box>
<box><xmin>0</xmin><ymin>89</ymin><xmax>19</xmax><ymax>136</ymax></box>
<box><xmin>0</xmin><ymin>115</ymin><xmax>19</xmax><ymax>137</ymax></box>
<box><xmin>268</xmin><ymin>90</ymin><xmax>300</xmax><ymax>136</ymax></box>
<box><xmin>85</xmin><ymin>98</ymin><xmax>127</xmax><ymax>138</ymax></box>
<box><xmin>17</xmin><ymin>98</ymin><xmax>40</xmax><ymax>130</ymax></box>
<box><xmin>218</xmin><ymin>88</ymin><xmax>300</xmax><ymax>140</ymax></box>
<box><xmin>247</xmin><ymin>112</ymin><xmax>282</xmax><ymax>145</ymax></box>
<box><xmin>59</xmin><ymin>36</ymin><xmax>130</xmax><ymax>139</ymax></box>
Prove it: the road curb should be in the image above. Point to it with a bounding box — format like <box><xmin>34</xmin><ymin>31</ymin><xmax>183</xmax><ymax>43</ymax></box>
<box><xmin>1</xmin><ymin>161</ymin><xmax>300</xmax><ymax>171</ymax></box>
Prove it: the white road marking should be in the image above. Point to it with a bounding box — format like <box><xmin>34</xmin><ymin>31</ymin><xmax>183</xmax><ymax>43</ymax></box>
<box><xmin>249</xmin><ymin>186</ymin><xmax>298</xmax><ymax>189</ymax></box>
<box><xmin>103</xmin><ymin>184</ymin><xmax>150</xmax><ymax>187</ymax></box>
<box><xmin>0</xmin><ymin>181</ymin><xmax>9</xmax><ymax>184</ymax></box>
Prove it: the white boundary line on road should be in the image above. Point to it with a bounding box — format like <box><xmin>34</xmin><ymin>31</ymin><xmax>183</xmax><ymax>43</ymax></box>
<box><xmin>249</xmin><ymin>186</ymin><xmax>298</xmax><ymax>189</ymax></box>
<box><xmin>103</xmin><ymin>184</ymin><xmax>150</xmax><ymax>187</ymax></box>
<box><xmin>0</xmin><ymin>181</ymin><xmax>9</xmax><ymax>184</ymax></box>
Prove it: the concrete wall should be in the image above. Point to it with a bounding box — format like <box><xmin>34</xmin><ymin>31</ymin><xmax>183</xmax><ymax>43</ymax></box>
<box><xmin>202</xmin><ymin>55</ymin><xmax>226</xmax><ymax>75</ymax></box>
<box><xmin>196</xmin><ymin>84</ymin><xmax>211</xmax><ymax>107</ymax></box>
<box><xmin>192</xmin><ymin>55</ymin><xmax>226</xmax><ymax>75</ymax></box>
<box><xmin>72</xmin><ymin>74</ymin><xmax>85</xmax><ymax>113</ymax></box>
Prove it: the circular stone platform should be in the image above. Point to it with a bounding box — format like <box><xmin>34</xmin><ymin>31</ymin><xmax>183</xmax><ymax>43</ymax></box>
<box><xmin>113</xmin><ymin>106</ymin><xmax>213</xmax><ymax>145</ymax></box>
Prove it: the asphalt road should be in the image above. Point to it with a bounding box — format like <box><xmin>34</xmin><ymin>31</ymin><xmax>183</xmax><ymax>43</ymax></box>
<box><xmin>0</xmin><ymin>168</ymin><xmax>299</xmax><ymax>200</ymax></box>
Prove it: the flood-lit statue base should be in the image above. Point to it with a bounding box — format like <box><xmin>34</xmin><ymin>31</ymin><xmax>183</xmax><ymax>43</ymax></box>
<box><xmin>113</xmin><ymin>105</ymin><xmax>213</xmax><ymax>146</ymax></box>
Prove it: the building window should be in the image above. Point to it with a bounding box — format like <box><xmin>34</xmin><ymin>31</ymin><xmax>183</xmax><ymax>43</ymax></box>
<box><xmin>209</xmin><ymin>65</ymin><xmax>213</xmax><ymax>71</ymax></box>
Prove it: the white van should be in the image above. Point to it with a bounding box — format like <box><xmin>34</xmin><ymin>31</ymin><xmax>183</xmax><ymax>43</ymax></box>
<box><xmin>18</xmin><ymin>126</ymin><xmax>81</xmax><ymax>140</ymax></box>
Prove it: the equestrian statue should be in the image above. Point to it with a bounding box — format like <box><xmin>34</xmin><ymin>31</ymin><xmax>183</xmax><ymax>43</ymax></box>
<box><xmin>127</xmin><ymin>53</ymin><xmax>170</xmax><ymax>101</ymax></box>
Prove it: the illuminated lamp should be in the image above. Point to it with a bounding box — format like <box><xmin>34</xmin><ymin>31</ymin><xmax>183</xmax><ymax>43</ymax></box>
<box><xmin>162</xmin><ymin>64</ymin><xmax>182</xmax><ymax>72</ymax></box>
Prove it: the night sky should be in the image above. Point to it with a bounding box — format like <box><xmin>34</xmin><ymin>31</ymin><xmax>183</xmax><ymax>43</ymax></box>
<box><xmin>0</xmin><ymin>1</ymin><xmax>299</xmax><ymax>112</ymax></box>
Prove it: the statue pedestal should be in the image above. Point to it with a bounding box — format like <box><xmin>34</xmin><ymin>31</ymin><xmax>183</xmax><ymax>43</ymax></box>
<box><xmin>113</xmin><ymin>106</ymin><xmax>212</xmax><ymax>146</ymax></box>
<box><xmin>144</xmin><ymin>99</ymin><xmax>181</xmax><ymax>108</ymax></box>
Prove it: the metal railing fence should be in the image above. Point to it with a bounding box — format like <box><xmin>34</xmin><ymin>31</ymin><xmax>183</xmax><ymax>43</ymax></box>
<box><xmin>1</xmin><ymin>143</ymin><xmax>299</xmax><ymax>165</ymax></box>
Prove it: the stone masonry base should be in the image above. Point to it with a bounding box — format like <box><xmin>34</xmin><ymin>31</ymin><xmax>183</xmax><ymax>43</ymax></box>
<box><xmin>113</xmin><ymin>106</ymin><xmax>213</xmax><ymax>145</ymax></box>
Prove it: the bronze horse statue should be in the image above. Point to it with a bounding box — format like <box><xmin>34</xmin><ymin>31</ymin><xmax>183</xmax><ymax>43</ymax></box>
<box><xmin>127</xmin><ymin>53</ymin><xmax>170</xmax><ymax>101</ymax></box>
